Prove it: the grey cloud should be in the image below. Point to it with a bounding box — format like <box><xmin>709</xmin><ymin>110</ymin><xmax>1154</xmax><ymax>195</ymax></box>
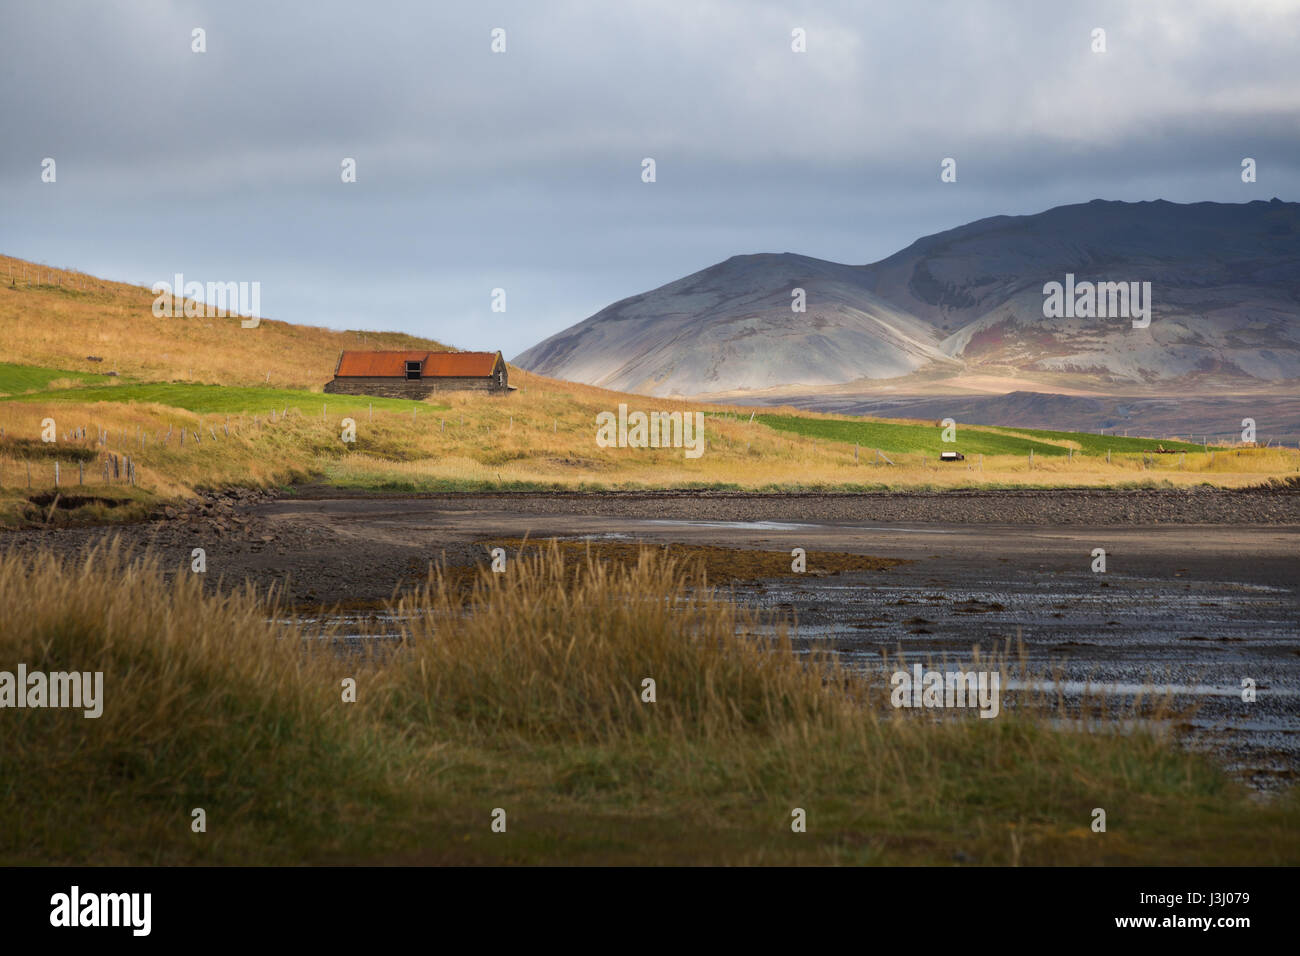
<box><xmin>1</xmin><ymin>0</ymin><xmax>1297</xmax><ymax>359</ymax></box>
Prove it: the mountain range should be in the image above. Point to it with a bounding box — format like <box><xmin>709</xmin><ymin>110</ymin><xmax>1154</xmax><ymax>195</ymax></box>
<box><xmin>514</xmin><ymin>199</ymin><xmax>1300</xmax><ymax>402</ymax></box>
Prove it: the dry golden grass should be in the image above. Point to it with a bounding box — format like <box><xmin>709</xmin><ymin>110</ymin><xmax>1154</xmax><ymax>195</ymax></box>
<box><xmin>1</xmin><ymin>254</ymin><xmax>1296</xmax><ymax>511</ymax></box>
<box><xmin>379</xmin><ymin>542</ymin><xmax>849</xmax><ymax>742</ymax></box>
<box><xmin>3</xmin><ymin>538</ymin><xmax>1296</xmax><ymax>865</ymax></box>
<box><xmin>0</xmin><ymin>253</ymin><xmax>446</xmax><ymax>388</ymax></box>
<box><xmin>324</xmin><ymin>377</ymin><xmax>1300</xmax><ymax>491</ymax></box>
<box><xmin>2</xmin><ymin>375</ymin><xmax>1298</xmax><ymax>529</ymax></box>
<box><xmin>486</xmin><ymin>538</ymin><xmax>906</xmax><ymax>586</ymax></box>
<box><xmin>0</xmin><ymin>399</ymin><xmax>309</xmax><ymax>512</ymax></box>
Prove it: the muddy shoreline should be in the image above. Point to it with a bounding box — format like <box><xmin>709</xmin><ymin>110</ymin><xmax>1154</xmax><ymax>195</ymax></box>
<box><xmin>4</xmin><ymin>486</ymin><xmax>1300</xmax><ymax>606</ymax></box>
<box><xmin>5</xmin><ymin>487</ymin><xmax>1297</xmax><ymax>788</ymax></box>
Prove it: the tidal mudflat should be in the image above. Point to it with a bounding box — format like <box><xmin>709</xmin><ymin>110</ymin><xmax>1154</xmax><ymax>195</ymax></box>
<box><xmin>7</xmin><ymin>489</ymin><xmax>1296</xmax><ymax>788</ymax></box>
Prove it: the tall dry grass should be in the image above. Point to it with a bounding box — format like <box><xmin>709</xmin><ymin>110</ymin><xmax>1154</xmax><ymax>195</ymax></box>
<box><xmin>379</xmin><ymin>542</ymin><xmax>848</xmax><ymax>742</ymax></box>
<box><xmin>0</xmin><ymin>538</ymin><xmax>400</xmax><ymax>863</ymax></box>
<box><xmin>4</xmin><ymin>537</ymin><xmax>1295</xmax><ymax>864</ymax></box>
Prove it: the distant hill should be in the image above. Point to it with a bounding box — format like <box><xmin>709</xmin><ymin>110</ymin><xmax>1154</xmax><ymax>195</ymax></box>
<box><xmin>514</xmin><ymin>253</ymin><xmax>958</xmax><ymax>397</ymax></box>
<box><xmin>514</xmin><ymin>199</ymin><xmax>1300</xmax><ymax>396</ymax></box>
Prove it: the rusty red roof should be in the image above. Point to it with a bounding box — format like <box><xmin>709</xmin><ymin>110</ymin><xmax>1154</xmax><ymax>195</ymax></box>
<box><xmin>336</xmin><ymin>351</ymin><xmax>431</xmax><ymax>377</ymax></box>
<box><xmin>335</xmin><ymin>350</ymin><xmax>501</xmax><ymax>378</ymax></box>
<box><xmin>421</xmin><ymin>351</ymin><xmax>500</xmax><ymax>377</ymax></box>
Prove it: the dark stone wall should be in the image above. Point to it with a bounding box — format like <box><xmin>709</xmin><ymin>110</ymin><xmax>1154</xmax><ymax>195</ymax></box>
<box><xmin>323</xmin><ymin>376</ymin><xmax>507</xmax><ymax>398</ymax></box>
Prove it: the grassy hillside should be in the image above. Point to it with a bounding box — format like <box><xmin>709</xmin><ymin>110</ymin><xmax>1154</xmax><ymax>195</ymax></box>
<box><xmin>0</xmin><ymin>253</ymin><xmax>448</xmax><ymax>388</ymax></box>
<box><xmin>0</xmin><ymin>362</ymin><xmax>109</xmax><ymax>395</ymax></box>
<box><xmin>0</xmin><ymin>254</ymin><xmax>1296</xmax><ymax>527</ymax></box>
<box><xmin>3</xmin><ymin>361</ymin><xmax>1292</xmax><ymax>529</ymax></box>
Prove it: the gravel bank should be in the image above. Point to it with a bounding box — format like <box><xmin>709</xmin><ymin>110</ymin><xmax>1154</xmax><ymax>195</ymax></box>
<box><xmin>287</xmin><ymin>485</ymin><xmax>1300</xmax><ymax>526</ymax></box>
<box><xmin>4</xmin><ymin>487</ymin><xmax>1298</xmax><ymax>607</ymax></box>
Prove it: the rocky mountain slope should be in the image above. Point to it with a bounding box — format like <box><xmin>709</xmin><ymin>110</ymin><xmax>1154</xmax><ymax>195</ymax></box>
<box><xmin>514</xmin><ymin>199</ymin><xmax>1300</xmax><ymax>397</ymax></box>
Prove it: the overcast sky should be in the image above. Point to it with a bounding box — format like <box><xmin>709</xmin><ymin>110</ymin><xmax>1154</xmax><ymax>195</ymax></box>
<box><xmin>2</xmin><ymin>0</ymin><xmax>1298</xmax><ymax>358</ymax></box>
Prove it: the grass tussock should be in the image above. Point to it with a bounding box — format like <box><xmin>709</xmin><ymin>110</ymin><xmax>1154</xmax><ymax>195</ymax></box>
<box><xmin>381</xmin><ymin>543</ymin><xmax>846</xmax><ymax>742</ymax></box>
<box><xmin>2</xmin><ymin>539</ymin><xmax>1297</xmax><ymax>865</ymax></box>
<box><xmin>0</xmin><ymin>539</ymin><xmax>401</xmax><ymax>864</ymax></box>
<box><xmin>478</xmin><ymin>538</ymin><xmax>905</xmax><ymax>588</ymax></box>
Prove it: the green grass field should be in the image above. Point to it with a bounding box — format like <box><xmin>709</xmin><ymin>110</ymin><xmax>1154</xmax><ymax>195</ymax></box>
<box><xmin>0</xmin><ymin>362</ymin><xmax>112</xmax><ymax>395</ymax></box>
<box><xmin>756</xmin><ymin>413</ymin><xmax>1215</xmax><ymax>457</ymax></box>
<box><xmin>1008</xmin><ymin>426</ymin><xmax>1213</xmax><ymax>455</ymax></box>
<box><xmin>0</xmin><ymin>376</ymin><xmax>447</xmax><ymax>416</ymax></box>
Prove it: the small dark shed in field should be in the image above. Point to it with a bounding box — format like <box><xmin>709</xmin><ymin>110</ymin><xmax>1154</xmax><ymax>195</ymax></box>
<box><xmin>324</xmin><ymin>350</ymin><xmax>509</xmax><ymax>398</ymax></box>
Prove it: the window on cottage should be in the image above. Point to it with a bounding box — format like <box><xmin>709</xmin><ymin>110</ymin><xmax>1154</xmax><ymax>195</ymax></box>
<box><xmin>406</xmin><ymin>361</ymin><xmax>422</xmax><ymax>380</ymax></box>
